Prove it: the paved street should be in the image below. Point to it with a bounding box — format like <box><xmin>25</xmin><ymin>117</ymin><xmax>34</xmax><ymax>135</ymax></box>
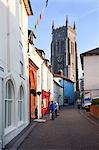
<box><xmin>18</xmin><ymin>107</ymin><xmax>99</xmax><ymax>150</ymax></box>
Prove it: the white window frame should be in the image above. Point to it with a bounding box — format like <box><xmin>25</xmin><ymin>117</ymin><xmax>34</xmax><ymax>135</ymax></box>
<box><xmin>18</xmin><ymin>86</ymin><xmax>24</xmax><ymax>122</ymax></box>
<box><xmin>5</xmin><ymin>80</ymin><xmax>14</xmax><ymax>129</ymax></box>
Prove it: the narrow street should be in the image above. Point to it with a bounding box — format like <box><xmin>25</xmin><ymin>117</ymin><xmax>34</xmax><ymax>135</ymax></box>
<box><xmin>18</xmin><ymin>107</ymin><xmax>99</xmax><ymax>150</ymax></box>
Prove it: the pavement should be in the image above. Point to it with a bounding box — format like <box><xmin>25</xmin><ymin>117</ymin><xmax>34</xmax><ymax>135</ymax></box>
<box><xmin>4</xmin><ymin>106</ymin><xmax>99</xmax><ymax>150</ymax></box>
<box><xmin>80</xmin><ymin>108</ymin><xmax>99</xmax><ymax>127</ymax></box>
<box><xmin>4</xmin><ymin>114</ymin><xmax>50</xmax><ymax>150</ymax></box>
<box><xmin>4</xmin><ymin>122</ymin><xmax>37</xmax><ymax>150</ymax></box>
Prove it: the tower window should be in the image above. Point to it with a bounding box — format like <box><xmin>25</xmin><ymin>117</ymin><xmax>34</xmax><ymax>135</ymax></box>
<box><xmin>57</xmin><ymin>41</ymin><xmax>59</xmax><ymax>54</ymax></box>
<box><xmin>61</xmin><ymin>40</ymin><xmax>65</xmax><ymax>52</ymax></box>
<box><xmin>71</xmin><ymin>42</ymin><xmax>74</xmax><ymax>56</ymax></box>
<box><xmin>68</xmin><ymin>53</ymin><xmax>71</xmax><ymax>65</ymax></box>
<box><xmin>68</xmin><ymin>38</ymin><xmax>70</xmax><ymax>53</ymax></box>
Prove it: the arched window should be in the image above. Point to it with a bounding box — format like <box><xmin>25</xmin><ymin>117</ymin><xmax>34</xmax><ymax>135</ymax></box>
<box><xmin>5</xmin><ymin>80</ymin><xmax>14</xmax><ymax>128</ymax></box>
<box><xmin>18</xmin><ymin>85</ymin><xmax>24</xmax><ymax>122</ymax></box>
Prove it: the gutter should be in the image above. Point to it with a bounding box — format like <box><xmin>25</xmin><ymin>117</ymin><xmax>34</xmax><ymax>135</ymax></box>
<box><xmin>23</xmin><ymin>0</ymin><xmax>33</xmax><ymax>16</ymax></box>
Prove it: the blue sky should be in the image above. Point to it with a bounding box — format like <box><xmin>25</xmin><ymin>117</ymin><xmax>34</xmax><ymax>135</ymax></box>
<box><xmin>29</xmin><ymin>0</ymin><xmax>99</xmax><ymax>77</ymax></box>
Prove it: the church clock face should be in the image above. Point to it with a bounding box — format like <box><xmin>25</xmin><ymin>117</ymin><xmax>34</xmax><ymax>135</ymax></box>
<box><xmin>57</xmin><ymin>56</ymin><xmax>63</xmax><ymax>63</ymax></box>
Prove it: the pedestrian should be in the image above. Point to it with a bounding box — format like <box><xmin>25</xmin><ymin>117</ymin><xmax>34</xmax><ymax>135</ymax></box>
<box><xmin>50</xmin><ymin>101</ymin><xmax>55</xmax><ymax>120</ymax></box>
<box><xmin>77</xmin><ymin>99</ymin><xmax>81</xmax><ymax>109</ymax></box>
<box><xmin>55</xmin><ymin>102</ymin><xmax>59</xmax><ymax>117</ymax></box>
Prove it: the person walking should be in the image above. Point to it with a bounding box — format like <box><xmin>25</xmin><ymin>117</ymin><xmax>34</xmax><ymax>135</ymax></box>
<box><xmin>50</xmin><ymin>101</ymin><xmax>55</xmax><ymax>120</ymax></box>
<box><xmin>77</xmin><ymin>99</ymin><xmax>81</xmax><ymax>109</ymax></box>
<box><xmin>55</xmin><ymin>102</ymin><xmax>59</xmax><ymax>117</ymax></box>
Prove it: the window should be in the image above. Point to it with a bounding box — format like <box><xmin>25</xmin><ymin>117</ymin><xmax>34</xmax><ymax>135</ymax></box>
<box><xmin>61</xmin><ymin>40</ymin><xmax>65</xmax><ymax>52</ymax></box>
<box><xmin>54</xmin><ymin>43</ymin><xmax>56</xmax><ymax>56</ymax></box>
<box><xmin>57</xmin><ymin>41</ymin><xmax>59</xmax><ymax>53</ymax></box>
<box><xmin>68</xmin><ymin>38</ymin><xmax>70</xmax><ymax>53</ymax></box>
<box><xmin>5</xmin><ymin>80</ymin><xmax>14</xmax><ymax>128</ymax></box>
<box><xmin>20</xmin><ymin>61</ymin><xmax>24</xmax><ymax>76</ymax></box>
<box><xmin>18</xmin><ymin>86</ymin><xmax>24</xmax><ymax>121</ymax></box>
<box><xmin>68</xmin><ymin>53</ymin><xmax>71</xmax><ymax>65</ymax></box>
<box><xmin>71</xmin><ymin>42</ymin><xmax>74</xmax><ymax>56</ymax></box>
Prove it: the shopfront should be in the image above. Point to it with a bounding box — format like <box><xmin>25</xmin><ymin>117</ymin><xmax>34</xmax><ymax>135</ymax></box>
<box><xmin>42</xmin><ymin>90</ymin><xmax>50</xmax><ymax>116</ymax></box>
<box><xmin>29</xmin><ymin>59</ymin><xmax>38</xmax><ymax>121</ymax></box>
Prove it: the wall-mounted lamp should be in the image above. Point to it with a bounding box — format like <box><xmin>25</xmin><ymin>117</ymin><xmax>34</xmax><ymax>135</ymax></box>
<box><xmin>37</xmin><ymin>91</ymin><xmax>41</xmax><ymax>96</ymax></box>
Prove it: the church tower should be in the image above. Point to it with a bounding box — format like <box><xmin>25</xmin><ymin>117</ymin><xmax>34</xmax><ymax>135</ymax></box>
<box><xmin>51</xmin><ymin>17</ymin><xmax>79</xmax><ymax>91</ymax></box>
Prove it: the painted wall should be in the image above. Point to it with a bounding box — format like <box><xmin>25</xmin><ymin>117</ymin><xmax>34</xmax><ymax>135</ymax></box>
<box><xmin>29</xmin><ymin>59</ymin><xmax>38</xmax><ymax>120</ymax></box>
<box><xmin>28</xmin><ymin>44</ymin><xmax>43</xmax><ymax>119</ymax></box>
<box><xmin>54</xmin><ymin>76</ymin><xmax>74</xmax><ymax>105</ymax></box>
<box><xmin>41</xmin><ymin>61</ymin><xmax>54</xmax><ymax>115</ymax></box>
<box><xmin>84</xmin><ymin>55</ymin><xmax>99</xmax><ymax>98</ymax></box>
<box><xmin>63</xmin><ymin>80</ymin><xmax>74</xmax><ymax>104</ymax></box>
<box><xmin>48</xmin><ymin>70</ymin><xmax>53</xmax><ymax>101</ymax></box>
<box><xmin>0</xmin><ymin>0</ymin><xmax>30</xmax><ymax>147</ymax></box>
<box><xmin>53</xmin><ymin>77</ymin><xmax>64</xmax><ymax>106</ymax></box>
<box><xmin>28</xmin><ymin>43</ymin><xmax>54</xmax><ymax>118</ymax></box>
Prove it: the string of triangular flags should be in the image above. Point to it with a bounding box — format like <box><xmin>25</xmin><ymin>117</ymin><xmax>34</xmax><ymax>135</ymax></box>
<box><xmin>33</xmin><ymin>0</ymin><xmax>48</xmax><ymax>32</ymax></box>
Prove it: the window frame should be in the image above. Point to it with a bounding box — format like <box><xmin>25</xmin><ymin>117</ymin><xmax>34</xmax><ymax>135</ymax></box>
<box><xmin>5</xmin><ymin>80</ymin><xmax>14</xmax><ymax>129</ymax></box>
<box><xmin>20</xmin><ymin>61</ymin><xmax>24</xmax><ymax>76</ymax></box>
<box><xmin>18</xmin><ymin>85</ymin><xmax>24</xmax><ymax>122</ymax></box>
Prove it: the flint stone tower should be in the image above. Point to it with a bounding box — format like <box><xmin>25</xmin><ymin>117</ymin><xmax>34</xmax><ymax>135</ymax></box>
<box><xmin>51</xmin><ymin>17</ymin><xmax>79</xmax><ymax>91</ymax></box>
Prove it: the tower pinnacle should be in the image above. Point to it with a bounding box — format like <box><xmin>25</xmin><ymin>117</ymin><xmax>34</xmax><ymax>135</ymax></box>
<box><xmin>66</xmin><ymin>16</ymin><xmax>68</xmax><ymax>27</ymax></box>
<box><xmin>73</xmin><ymin>22</ymin><xmax>76</xmax><ymax>30</ymax></box>
<box><xmin>52</xmin><ymin>20</ymin><xmax>54</xmax><ymax>30</ymax></box>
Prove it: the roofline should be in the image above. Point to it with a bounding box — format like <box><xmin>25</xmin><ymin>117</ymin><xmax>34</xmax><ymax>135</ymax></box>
<box><xmin>80</xmin><ymin>47</ymin><xmax>99</xmax><ymax>57</ymax></box>
<box><xmin>23</xmin><ymin>0</ymin><xmax>33</xmax><ymax>16</ymax></box>
<box><xmin>35</xmin><ymin>47</ymin><xmax>45</xmax><ymax>55</ymax></box>
<box><xmin>53</xmin><ymin>74</ymin><xmax>74</xmax><ymax>83</ymax></box>
<box><xmin>29</xmin><ymin>58</ymin><xmax>39</xmax><ymax>70</ymax></box>
<box><xmin>80</xmin><ymin>47</ymin><xmax>99</xmax><ymax>70</ymax></box>
<box><xmin>53</xmin><ymin>80</ymin><xmax>63</xmax><ymax>88</ymax></box>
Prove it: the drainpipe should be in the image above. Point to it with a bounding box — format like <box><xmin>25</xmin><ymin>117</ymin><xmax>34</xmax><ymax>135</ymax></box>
<box><xmin>41</xmin><ymin>60</ymin><xmax>44</xmax><ymax>91</ymax></box>
<box><xmin>0</xmin><ymin>77</ymin><xmax>3</xmax><ymax>149</ymax></box>
<box><xmin>7</xmin><ymin>0</ymin><xmax>10</xmax><ymax>73</ymax></box>
<box><xmin>1</xmin><ymin>78</ymin><xmax>4</xmax><ymax>148</ymax></box>
<box><xmin>0</xmin><ymin>69</ymin><xmax>4</xmax><ymax>149</ymax></box>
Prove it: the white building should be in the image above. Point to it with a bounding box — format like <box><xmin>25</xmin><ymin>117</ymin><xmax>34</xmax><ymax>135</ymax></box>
<box><xmin>80</xmin><ymin>47</ymin><xmax>99</xmax><ymax>99</ymax></box>
<box><xmin>53</xmin><ymin>77</ymin><xmax>64</xmax><ymax>106</ymax></box>
<box><xmin>0</xmin><ymin>0</ymin><xmax>33</xmax><ymax>148</ymax></box>
<box><xmin>28</xmin><ymin>31</ymin><xmax>54</xmax><ymax>118</ymax></box>
<box><xmin>28</xmin><ymin>34</ymin><xmax>44</xmax><ymax>119</ymax></box>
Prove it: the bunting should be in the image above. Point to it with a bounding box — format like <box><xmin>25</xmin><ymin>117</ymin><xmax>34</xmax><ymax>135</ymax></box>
<box><xmin>28</xmin><ymin>0</ymin><xmax>49</xmax><ymax>42</ymax></box>
<box><xmin>33</xmin><ymin>0</ymin><xmax>49</xmax><ymax>32</ymax></box>
<box><xmin>46</xmin><ymin>0</ymin><xmax>48</xmax><ymax>7</ymax></box>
